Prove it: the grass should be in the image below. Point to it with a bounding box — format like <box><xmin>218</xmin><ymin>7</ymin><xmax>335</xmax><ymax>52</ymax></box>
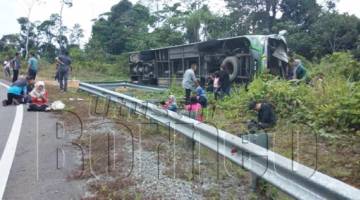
<box><xmin>35</xmin><ymin>56</ymin><xmax>359</xmax><ymax>199</ymax></box>
<box><xmin>37</xmin><ymin>60</ymin><xmax>127</xmax><ymax>82</ymax></box>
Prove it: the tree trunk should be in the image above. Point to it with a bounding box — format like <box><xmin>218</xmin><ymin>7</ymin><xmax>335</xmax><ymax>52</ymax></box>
<box><xmin>25</xmin><ymin>5</ymin><xmax>34</xmax><ymax>59</ymax></box>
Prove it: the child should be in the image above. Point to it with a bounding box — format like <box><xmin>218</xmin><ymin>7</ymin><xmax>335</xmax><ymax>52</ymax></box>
<box><xmin>213</xmin><ymin>71</ymin><xmax>220</xmax><ymax>100</ymax></box>
<box><xmin>28</xmin><ymin>81</ymin><xmax>49</xmax><ymax>112</ymax></box>
<box><xmin>195</xmin><ymin>82</ymin><xmax>207</xmax><ymax>108</ymax></box>
<box><xmin>185</xmin><ymin>96</ymin><xmax>204</xmax><ymax>122</ymax></box>
<box><xmin>161</xmin><ymin>95</ymin><xmax>177</xmax><ymax>112</ymax></box>
<box><xmin>3</xmin><ymin>60</ymin><xmax>11</xmax><ymax>78</ymax></box>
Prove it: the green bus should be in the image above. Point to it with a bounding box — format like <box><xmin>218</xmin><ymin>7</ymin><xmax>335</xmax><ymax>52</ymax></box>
<box><xmin>129</xmin><ymin>32</ymin><xmax>289</xmax><ymax>86</ymax></box>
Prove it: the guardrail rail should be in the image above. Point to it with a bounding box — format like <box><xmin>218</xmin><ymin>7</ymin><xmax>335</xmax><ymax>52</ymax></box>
<box><xmin>79</xmin><ymin>81</ymin><xmax>360</xmax><ymax>200</ymax></box>
<box><xmin>87</xmin><ymin>81</ymin><xmax>167</xmax><ymax>92</ymax></box>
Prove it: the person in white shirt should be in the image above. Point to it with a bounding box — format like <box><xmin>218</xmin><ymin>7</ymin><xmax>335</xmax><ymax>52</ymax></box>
<box><xmin>182</xmin><ymin>63</ymin><xmax>198</xmax><ymax>104</ymax></box>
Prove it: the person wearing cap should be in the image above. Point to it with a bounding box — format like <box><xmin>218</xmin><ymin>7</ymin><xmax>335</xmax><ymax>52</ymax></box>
<box><xmin>247</xmin><ymin>100</ymin><xmax>277</xmax><ymax>130</ymax></box>
<box><xmin>2</xmin><ymin>76</ymin><xmax>34</xmax><ymax>106</ymax></box>
<box><xmin>28</xmin><ymin>81</ymin><xmax>49</xmax><ymax>111</ymax></box>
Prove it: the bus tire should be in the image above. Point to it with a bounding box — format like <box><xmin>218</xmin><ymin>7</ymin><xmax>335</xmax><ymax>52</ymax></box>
<box><xmin>221</xmin><ymin>56</ymin><xmax>239</xmax><ymax>81</ymax></box>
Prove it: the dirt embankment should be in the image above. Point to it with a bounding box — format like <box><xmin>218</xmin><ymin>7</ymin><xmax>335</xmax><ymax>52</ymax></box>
<box><xmin>46</xmin><ymin>85</ymin><xmax>288</xmax><ymax>200</ymax></box>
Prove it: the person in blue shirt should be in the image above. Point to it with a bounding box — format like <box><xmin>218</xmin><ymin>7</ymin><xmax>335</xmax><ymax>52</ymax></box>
<box><xmin>2</xmin><ymin>76</ymin><xmax>34</xmax><ymax>106</ymax></box>
<box><xmin>27</xmin><ymin>52</ymin><xmax>38</xmax><ymax>80</ymax></box>
<box><xmin>195</xmin><ymin>82</ymin><xmax>208</xmax><ymax>108</ymax></box>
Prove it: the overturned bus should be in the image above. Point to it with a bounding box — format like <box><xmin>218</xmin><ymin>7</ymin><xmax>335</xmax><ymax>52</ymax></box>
<box><xmin>129</xmin><ymin>33</ymin><xmax>289</xmax><ymax>86</ymax></box>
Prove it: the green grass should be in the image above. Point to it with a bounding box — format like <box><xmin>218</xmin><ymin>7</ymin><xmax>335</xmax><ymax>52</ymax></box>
<box><xmin>37</xmin><ymin>60</ymin><xmax>128</xmax><ymax>82</ymax></box>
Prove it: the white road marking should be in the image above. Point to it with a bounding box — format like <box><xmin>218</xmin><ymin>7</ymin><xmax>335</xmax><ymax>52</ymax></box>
<box><xmin>0</xmin><ymin>82</ymin><xmax>24</xmax><ymax>199</ymax></box>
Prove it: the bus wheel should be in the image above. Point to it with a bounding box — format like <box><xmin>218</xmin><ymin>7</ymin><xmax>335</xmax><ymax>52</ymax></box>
<box><xmin>221</xmin><ymin>56</ymin><xmax>239</xmax><ymax>81</ymax></box>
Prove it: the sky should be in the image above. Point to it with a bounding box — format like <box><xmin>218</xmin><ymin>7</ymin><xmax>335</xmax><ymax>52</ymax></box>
<box><xmin>0</xmin><ymin>0</ymin><xmax>359</xmax><ymax>46</ymax></box>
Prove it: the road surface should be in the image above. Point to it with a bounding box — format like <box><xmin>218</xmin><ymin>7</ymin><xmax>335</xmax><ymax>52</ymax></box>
<box><xmin>0</xmin><ymin>80</ymin><xmax>84</xmax><ymax>200</ymax></box>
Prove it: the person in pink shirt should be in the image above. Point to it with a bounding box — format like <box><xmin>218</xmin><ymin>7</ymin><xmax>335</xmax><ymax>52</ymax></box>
<box><xmin>185</xmin><ymin>96</ymin><xmax>204</xmax><ymax>122</ymax></box>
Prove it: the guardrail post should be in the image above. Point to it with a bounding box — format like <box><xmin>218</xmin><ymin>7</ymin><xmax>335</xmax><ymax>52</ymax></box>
<box><xmin>94</xmin><ymin>95</ymin><xmax>102</xmax><ymax>115</ymax></box>
<box><xmin>241</xmin><ymin>132</ymin><xmax>271</xmax><ymax>192</ymax></box>
<box><xmin>104</xmin><ymin>95</ymin><xmax>112</xmax><ymax>119</ymax></box>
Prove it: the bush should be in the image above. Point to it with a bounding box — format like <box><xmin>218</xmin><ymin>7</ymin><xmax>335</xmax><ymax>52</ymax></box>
<box><xmin>218</xmin><ymin>67</ymin><xmax>360</xmax><ymax>135</ymax></box>
<box><xmin>69</xmin><ymin>47</ymin><xmax>129</xmax><ymax>80</ymax></box>
<box><xmin>316</xmin><ymin>52</ymin><xmax>360</xmax><ymax>81</ymax></box>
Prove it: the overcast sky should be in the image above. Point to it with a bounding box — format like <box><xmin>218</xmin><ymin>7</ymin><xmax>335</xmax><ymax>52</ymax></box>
<box><xmin>0</xmin><ymin>0</ymin><xmax>359</xmax><ymax>46</ymax></box>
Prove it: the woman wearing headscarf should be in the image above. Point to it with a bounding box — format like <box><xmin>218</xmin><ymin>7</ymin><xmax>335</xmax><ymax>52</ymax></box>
<box><xmin>28</xmin><ymin>81</ymin><xmax>49</xmax><ymax>111</ymax></box>
<box><xmin>161</xmin><ymin>95</ymin><xmax>177</xmax><ymax>112</ymax></box>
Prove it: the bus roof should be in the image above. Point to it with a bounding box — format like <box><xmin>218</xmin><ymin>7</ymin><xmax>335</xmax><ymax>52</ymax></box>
<box><xmin>128</xmin><ymin>34</ymin><xmax>287</xmax><ymax>54</ymax></box>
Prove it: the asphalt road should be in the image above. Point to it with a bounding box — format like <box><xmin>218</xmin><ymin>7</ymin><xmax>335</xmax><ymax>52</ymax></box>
<box><xmin>0</xmin><ymin>80</ymin><xmax>84</xmax><ymax>200</ymax></box>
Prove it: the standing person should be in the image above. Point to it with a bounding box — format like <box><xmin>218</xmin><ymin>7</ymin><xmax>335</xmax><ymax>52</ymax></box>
<box><xmin>27</xmin><ymin>52</ymin><xmax>38</xmax><ymax>80</ymax></box>
<box><xmin>11</xmin><ymin>52</ymin><xmax>21</xmax><ymax>82</ymax></box>
<box><xmin>213</xmin><ymin>71</ymin><xmax>220</xmax><ymax>100</ymax></box>
<box><xmin>182</xmin><ymin>63</ymin><xmax>198</xmax><ymax>104</ymax></box>
<box><xmin>2</xmin><ymin>76</ymin><xmax>34</xmax><ymax>106</ymax></box>
<box><xmin>3</xmin><ymin>60</ymin><xmax>11</xmax><ymax>78</ymax></box>
<box><xmin>56</xmin><ymin>50</ymin><xmax>72</xmax><ymax>92</ymax></box>
<box><xmin>218</xmin><ymin>64</ymin><xmax>231</xmax><ymax>98</ymax></box>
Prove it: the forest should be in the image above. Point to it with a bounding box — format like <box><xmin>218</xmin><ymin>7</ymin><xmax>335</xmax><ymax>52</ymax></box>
<box><xmin>1</xmin><ymin>0</ymin><xmax>360</xmax><ymax>72</ymax></box>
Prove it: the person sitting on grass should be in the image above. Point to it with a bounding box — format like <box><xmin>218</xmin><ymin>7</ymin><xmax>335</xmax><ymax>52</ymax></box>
<box><xmin>247</xmin><ymin>100</ymin><xmax>277</xmax><ymax>130</ymax></box>
<box><xmin>161</xmin><ymin>95</ymin><xmax>177</xmax><ymax>112</ymax></box>
<box><xmin>195</xmin><ymin>81</ymin><xmax>207</xmax><ymax>108</ymax></box>
<box><xmin>28</xmin><ymin>81</ymin><xmax>50</xmax><ymax>112</ymax></box>
<box><xmin>2</xmin><ymin>76</ymin><xmax>34</xmax><ymax>106</ymax></box>
<box><xmin>185</xmin><ymin>95</ymin><xmax>204</xmax><ymax>122</ymax></box>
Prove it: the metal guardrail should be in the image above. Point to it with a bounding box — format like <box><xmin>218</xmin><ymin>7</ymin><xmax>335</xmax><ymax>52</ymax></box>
<box><xmin>87</xmin><ymin>81</ymin><xmax>167</xmax><ymax>92</ymax></box>
<box><xmin>79</xmin><ymin>82</ymin><xmax>360</xmax><ymax>200</ymax></box>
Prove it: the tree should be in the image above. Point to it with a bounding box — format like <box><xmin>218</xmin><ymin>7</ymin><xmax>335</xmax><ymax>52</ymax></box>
<box><xmin>224</xmin><ymin>0</ymin><xmax>281</xmax><ymax>34</ymax></box>
<box><xmin>279</xmin><ymin>0</ymin><xmax>321</xmax><ymax>30</ymax></box>
<box><xmin>0</xmin><ymin>34</ymin><xmax>20</xmax><ymax>53</ymax></box>
<box><xmin>69</xmin><ymin>23</ymin><xmax>84</xmax><ymax>46</ymax></box>
<box><xmin>18</xmin><ymin>17</ymin><xmax>38</xmax><ymax>54</ymax></box>
<box><xmin>89</xmin><ymin>0</ymin><xmax>154</xmax><ymax>54</ymax></box>
<box><xmin>59</xmin><ymin>0</ymin><xmax>73</xmax><ymax>51</ymax></box>
<box><xmin>311</xmin><ymin>12</ymin><xmax>360</xmax><ymax>56</ymax></box>
<box><xmin>20</xmin><ymin>0</ymin><xmax>43</xmax><ymax>58</ymax></box>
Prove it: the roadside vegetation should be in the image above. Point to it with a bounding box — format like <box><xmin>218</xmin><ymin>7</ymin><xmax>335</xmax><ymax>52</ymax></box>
<box><xmin>128</xmin><ymin>52</ymin><xmax>360</xmax><ymax>189</ymax></box>
<box><xmin>1</xmin><ymin>0</ymin><xmax>359</xmax><ymax>198</ymax></box>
